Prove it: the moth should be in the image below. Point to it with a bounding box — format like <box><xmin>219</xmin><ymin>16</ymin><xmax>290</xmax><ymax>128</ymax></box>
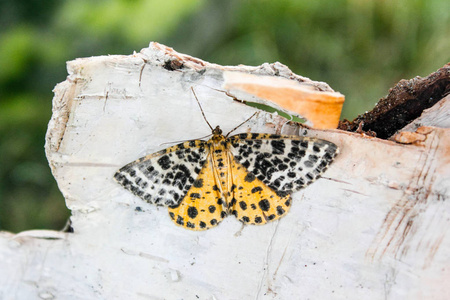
<box><xmin>114</xmin><ymin>89</ymin><xmax>338</xmax><ymax>230</ymax></box>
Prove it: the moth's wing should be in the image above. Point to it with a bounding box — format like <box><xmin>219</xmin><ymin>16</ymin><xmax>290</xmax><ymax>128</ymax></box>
<box><xmin>114</xmin><ymin>140</ymin><xmax>208</xmax><ymax>207</ymax></box>
<box><xmin>228</xmin><ymin>133</ymin><xmax>338</xmax><ymax>197</ymax></box>
<box><xmin>168</xmin><ymin>156</ymin><xmax>226</xmax><ymax>231</ymax></box>
<box><xmin>229</xmin><ymin>154</ymin><xmax>292</xmax><ymax>225</ymax></box>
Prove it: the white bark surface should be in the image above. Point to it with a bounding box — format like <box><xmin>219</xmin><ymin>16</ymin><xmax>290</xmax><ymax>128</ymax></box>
<box><xmin>0</xmin><ymin>43</ymin><xmax>449</xmax><ymax>300</ymax></box>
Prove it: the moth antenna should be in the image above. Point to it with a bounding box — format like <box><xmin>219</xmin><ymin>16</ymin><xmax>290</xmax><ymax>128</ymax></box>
<box><xmin>191</xmin><ymin>87</ymin><xmax>214</xmax><ymax>131</ymax></box>
<box><xmin>226</xmin><ymin>112</ymin><xmax>258</xmax><ymax>137</ymax></box>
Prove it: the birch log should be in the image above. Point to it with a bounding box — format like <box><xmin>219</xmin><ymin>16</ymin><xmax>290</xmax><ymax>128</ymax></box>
<box><xmin>0</xmin><ymin>43</ymin><xmax>449</xmax><ymax>300</ymax></box>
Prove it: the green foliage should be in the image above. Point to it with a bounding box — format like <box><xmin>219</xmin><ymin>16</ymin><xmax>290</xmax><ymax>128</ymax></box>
<box><xmin>165</xmin><ymin>0</ymin><xmax>449</xmax><ymax>116</ymax></box>
<box><xmin>0</xmin><ymin>0</ymin><xmax>448</xmax><ymax>232</ymax></box>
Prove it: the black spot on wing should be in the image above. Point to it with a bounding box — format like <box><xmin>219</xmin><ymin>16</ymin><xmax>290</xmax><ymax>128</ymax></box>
<box><xmin>193</xmin><ymin>178</ymin><xmax>204</xmax><ymax>188</ymax></box>
<box><xmin>187</xmin><ymin>207</ymin><xmax>198</xmax><ymax>219</ymax></box>
<box><xmin>276</xmin><ymin>206</ymin><xmax>285</xmax><ymax>215</ymax></box>
<box><xmin>267</xmin><ymin>214</ymin><xmax>276</xmax><ymax>221</ymax></box>
<box><xmin>190</xmin><ymin>192</ymin><xmax>201</xmax><ymax>199</ymax></box>
<box><xmin>186</xmin><ymin>222</ymin><xmax>195</xmax><ymax>228</ymax></box>
<box><xmin>251</xmin><ymin>186</ymin><xmax>263</xmax><ymax>193</ymax></box>
<box><xmin>270</xmin><ymin>140</ymin><xmax>285</xmax><ymax>155</ymax></box>
<box><xmin>157</xmin><ymin>155</ymin><xmax>171</xmax><ymax>170</ymax></box>
<box><xmin>276</xmin><ymin>190</ymin><xmax>289</xmax><ymax>198</ymax></box>
<box><xmin>287</xmin><ymin>171</ymin><xmax>296</xmax><ymax>178</ymax></box>
<box><xmin>239</xmin><ymin>201</ymin><xmax>247</xmax><ymax>210</ymax></box>
<box><xmin>258</xmin><ymin>199</ymin><xmax>270</xmax><ymax>212</ymax></box>
<box><xmin>244</xmin><ymin>172</ymin><xmax>256</xmax><ymax>182</ymax></box>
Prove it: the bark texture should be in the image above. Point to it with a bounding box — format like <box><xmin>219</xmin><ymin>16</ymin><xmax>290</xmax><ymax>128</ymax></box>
<box><xmin>0</xmin><ymin>43</ymin><xmax>448</xmax><ymax>300</ymax></box>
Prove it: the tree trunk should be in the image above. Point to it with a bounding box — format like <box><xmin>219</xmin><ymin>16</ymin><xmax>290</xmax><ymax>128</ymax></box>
<box><xmin>0</xmin><ymin>43</ymin><xmax>448</xmax><ymax>300</ymax></box>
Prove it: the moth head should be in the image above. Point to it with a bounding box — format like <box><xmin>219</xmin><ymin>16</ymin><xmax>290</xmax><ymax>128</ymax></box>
<box><xmin>212</xmin><ymin>126</ymin><xmax>223</xmax><ymax>136</ymax></box>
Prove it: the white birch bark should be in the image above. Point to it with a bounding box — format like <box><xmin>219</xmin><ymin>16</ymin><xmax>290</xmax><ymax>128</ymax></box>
<box><xmin>0</xmin><ymin>43</ymin><xmax>448</xmax><ymax>300</ymax></box>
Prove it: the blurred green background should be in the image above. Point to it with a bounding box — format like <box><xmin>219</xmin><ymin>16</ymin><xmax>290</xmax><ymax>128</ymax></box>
<box><xmin>0</xmin><ymin>0</ymin><xmax>448</xmax><ymax>232</ymax></box>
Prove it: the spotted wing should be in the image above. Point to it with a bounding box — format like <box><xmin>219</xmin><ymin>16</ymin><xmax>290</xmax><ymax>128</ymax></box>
<box><xmin>229</xmin><ymin>156</ymin><xmax>292</xmax><ymax>225</ymax></box>
<box><xmin>114</xmin><ymin>140</ymin><xmax>208</xmax><ymax>207</ymax></box>
<box><xmin>168</xmin><ymin>155</ymin><xmax>226</xmax><ymax>230</ymax></box>
<box><xmin>228</xmin><ymin>133</ymin><xmax>338</xmax><ymax>198</ymax></box>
